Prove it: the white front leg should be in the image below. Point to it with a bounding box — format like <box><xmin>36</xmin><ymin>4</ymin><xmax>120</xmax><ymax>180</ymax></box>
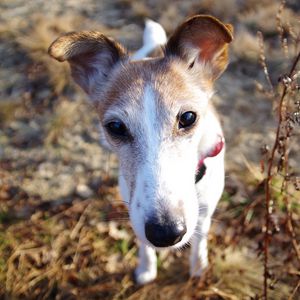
<box><xmin>189</xmin><ymin>217</ymin><xmax>211</xmax><ymax>277</ymax></box>
<box><xmin>135</xmin><ymin>242</ymin><xmax>157</xmax><ymax>285</ymax></box>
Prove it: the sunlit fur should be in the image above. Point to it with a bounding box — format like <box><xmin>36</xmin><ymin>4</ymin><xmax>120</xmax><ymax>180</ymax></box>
<box><xmin>48</xmin><ymin>16</ymin><xmax>232</xmax><ymax>285</ymax></box>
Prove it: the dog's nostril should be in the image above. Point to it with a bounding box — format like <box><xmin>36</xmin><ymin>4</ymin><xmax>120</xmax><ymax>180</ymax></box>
<box><xmin>145</xmin><ymin>219</ymin><xmax>187</xmax><ymax>247</ymax></box>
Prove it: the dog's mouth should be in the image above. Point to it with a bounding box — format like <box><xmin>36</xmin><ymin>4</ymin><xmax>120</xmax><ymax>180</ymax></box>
<box><xmin>195</xmin><ymin>135</ymin><xmax>224</xmax><ymax>183</ymax></box>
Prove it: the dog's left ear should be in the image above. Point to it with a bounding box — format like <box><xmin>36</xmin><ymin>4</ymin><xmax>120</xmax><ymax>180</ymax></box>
<box><xmin>48</xmin><ymin>31</ymin><xmax>128</xmax><ymax>96</ymax></box>
<box><xmin>166</xmin><ymin>15</ymin><xmax>233</xmax><ymax>81</ymax></box>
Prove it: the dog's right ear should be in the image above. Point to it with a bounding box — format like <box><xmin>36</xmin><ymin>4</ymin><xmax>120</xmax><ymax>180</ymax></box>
<box><xmin>48</xmin><ymin>31</ymin><xmax>128</xmax><ymax>96</ymax></box>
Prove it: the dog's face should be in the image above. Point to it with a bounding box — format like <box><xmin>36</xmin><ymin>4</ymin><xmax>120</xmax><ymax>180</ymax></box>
<box><xmin>49</xmin><ymin>15</ymin><xmax>233</xmax><ymax>249</ymax></box>
<box><xmin>100</xmin><ymin>59</ymin><xmax>213</xmax><ymax>248</ymax></box>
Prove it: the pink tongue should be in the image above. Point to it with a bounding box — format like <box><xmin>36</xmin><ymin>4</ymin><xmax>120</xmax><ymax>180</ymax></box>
<box><xmin>207</xmin><ymin>136</ymin><xmax>224</xmax><ymax>158</ymax></box>
<box><xmin>197</xmin><ymin>136</ymin><xmax>224</xmax><ymax>169</ymax></box>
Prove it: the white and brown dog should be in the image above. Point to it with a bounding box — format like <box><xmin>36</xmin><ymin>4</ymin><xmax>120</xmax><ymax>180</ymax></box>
<box><xmin>49</xmin><ymin>15</ymin><xmax>233</xmax><ymax>285</ymax></box>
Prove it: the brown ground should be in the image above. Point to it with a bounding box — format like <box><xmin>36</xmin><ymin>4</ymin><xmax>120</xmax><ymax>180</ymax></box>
<box><xmin>0</xmin><ymin>0</ymin><xmax>299</xmax><ymax>299</ymax></box>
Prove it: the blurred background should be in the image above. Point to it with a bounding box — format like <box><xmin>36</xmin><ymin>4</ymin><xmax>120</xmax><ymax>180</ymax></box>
<box><xmin>0</xmin><ymin>0</ymin><xmax>299</xmax><ymax>299</ymax></box>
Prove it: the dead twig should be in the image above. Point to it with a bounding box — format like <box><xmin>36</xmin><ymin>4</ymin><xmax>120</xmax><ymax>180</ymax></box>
<box><xmin>257</xmin><ymin>31</ymin><xmax>275</xmax><ymax>97</ymax></box>
<box><xmin>288</xmin><ymin>280</ymin><xmax>300</xmax><ymax>300</ymax></box>
<box><xmin>263</xmin><ymin>49</ymin><xmax>300</xmax><ymax>300</ymax></box>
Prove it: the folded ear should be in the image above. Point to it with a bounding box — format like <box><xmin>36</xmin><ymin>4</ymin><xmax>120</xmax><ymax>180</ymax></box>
<box><xmin>166</xmin><ymin>15</ymin><xmax>233</xmax><ymax>81</ymax></box>
<box><xmin>48</xmin><ymin>31</ymin><xmax>128</xmax><ymax>96</ymax></box>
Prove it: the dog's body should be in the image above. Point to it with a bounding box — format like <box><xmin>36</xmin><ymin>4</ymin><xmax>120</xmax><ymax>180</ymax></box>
<box><xmin>49</xmin><ymin>15</ymin><xmax>233</xmax><ymax>285</ymax></box>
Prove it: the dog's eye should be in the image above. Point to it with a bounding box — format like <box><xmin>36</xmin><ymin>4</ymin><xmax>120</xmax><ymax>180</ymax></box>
<box><xmin>105</xmin><ymin>120</ymin><xmax>128</xmax><ymax>138</ymax></box>
<box><xmin>179</xmin><ymin>111</ymin><xmax>197</xmax><ymax>129</ymax></box>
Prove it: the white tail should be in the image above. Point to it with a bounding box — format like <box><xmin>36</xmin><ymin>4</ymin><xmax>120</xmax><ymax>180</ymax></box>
<box><xmin>131</xmin><ymin>19</ymin><xmax>167</xmax><ymax>60</ymax></box>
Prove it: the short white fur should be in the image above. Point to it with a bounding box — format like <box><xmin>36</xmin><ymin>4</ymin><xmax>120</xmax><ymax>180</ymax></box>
<box><xmin>49</xmin><ymin>16</ymin><xmax>230</xmax><ymax>286</ymax></box>
<box><xmin>106</xmin><ymin>20</ymin><xmax>225</xmax><ymax>284</ymax></box>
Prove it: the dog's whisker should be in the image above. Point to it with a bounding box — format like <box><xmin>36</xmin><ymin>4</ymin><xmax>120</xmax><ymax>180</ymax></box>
<box><xmin>176</xmin><ymin>242</ymin><xmax>190</xmax><ymax>253</ymax></box>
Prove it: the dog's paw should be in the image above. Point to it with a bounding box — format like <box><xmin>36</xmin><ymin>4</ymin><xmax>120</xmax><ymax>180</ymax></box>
<box><xmin>134</xmin><ymin>266</ymin><xmax>157</xmax><ymax>285</ymax></box>
<box><xmin>189</xmin><ymin>256</ymin><xmax>208</xmax><ymax>278</ymax></box>
<box><xmin>189</xmin><ymin>265</ymin><xmax>204</xmax><ymax>278</ymax></box>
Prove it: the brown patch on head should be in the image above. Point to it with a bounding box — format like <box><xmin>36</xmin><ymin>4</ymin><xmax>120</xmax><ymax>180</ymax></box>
<box><xmin>97</xmin><ymin>57</ymin><xmax>212</xmax><ymax>121</ymax></box>
<box><xmin>48</xmin><ymin>15</ymin><xmax>232</xmax><ymax>103</ymax></box>
<box><xmin>98</xmin><ymin>62</ymin><xmax>147</xmax><ymax>117</ymax></box>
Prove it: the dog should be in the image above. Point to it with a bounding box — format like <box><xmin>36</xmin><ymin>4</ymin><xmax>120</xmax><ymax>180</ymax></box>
<box><xmin>48</xmin><ymin>15</ymin><xmax>233</xmax><ymax>285</ymax></box>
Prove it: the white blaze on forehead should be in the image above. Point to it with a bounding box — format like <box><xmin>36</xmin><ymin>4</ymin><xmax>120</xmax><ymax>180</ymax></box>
<box><xmin>132</xmin><ymin>84</ymin><xmax>160</xmax><ymax>208</ymax></box>
<box><xmin>129</xmin><ymin>84</ymin><xmax>159</xmax><ymax>203</ymax></box>
<box><xmin>142</xmin><ymin>85</ymin><xmax>159</xmax><ymax>159</ymax></box>
<box><xmin>128</xmin><ymin>82</ymin><xmax>207</xmax><ymax>246</ymax></box>
<box><xmin>136</xmin><ymin>83</ymin><xmax>199</xmax><ymax>197</ymax></box>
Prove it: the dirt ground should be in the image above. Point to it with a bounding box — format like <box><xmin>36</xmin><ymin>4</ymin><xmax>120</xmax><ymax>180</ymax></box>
<box><xmin>0</xmin><ymin>0</ymin><xmax>299</xmax><ymax>299</ymax></box>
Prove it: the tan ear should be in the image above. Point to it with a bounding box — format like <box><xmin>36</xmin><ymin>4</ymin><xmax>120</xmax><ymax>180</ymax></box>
<box><xmin>166</xmin><ymin>15</ymin><xmax>233</xmax><ymax>80</ymax></box>
<box><xmin>48</xmin><ymin>31</ymin><xmax>128</xmax><ymax>96</ymax></box>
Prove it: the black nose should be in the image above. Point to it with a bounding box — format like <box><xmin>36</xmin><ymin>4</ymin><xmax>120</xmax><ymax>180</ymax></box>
<box><xmin>145</xmin><ymin>218</ymin><xmax>187</xmax><ymax>247</ymax></box>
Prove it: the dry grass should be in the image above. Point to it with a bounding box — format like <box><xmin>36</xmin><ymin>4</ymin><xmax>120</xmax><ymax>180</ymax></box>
<box><xmin>1</xmin><ymin>0</ymin><xmax>300</xmax><ymax>299</ymax></box>
<box><xmin>45</xmin><ymin>98</ymin><xmax>83</xmax><ymax>145</ymax></box>
<box><xmin>238</xmin><ymin>2</ymin><xmax>299</xmax><ymax>34</ymax></box>
<box><xmin>1</xmin><ymin>13</ymin><xmax>113</xmax><ymax>96</ymax></box>
<box><xmin>1</xmin><ymin>190</ymin><xmax>294</xmax><ymax>300</ymax></box>
<box><xmin>0</xmin><ymin>100</ymin><xmax>23</xmax><ymax>126</ymax></box>
<box><xmin>15</xmin><ymin>15</ymin><xmax>82</xmax><ymax>94</ymax></box>
<box><xmin>232</xmin><ymin>28</ymin><xmax>261</xmax><ymax>62</ymax></box>
<box><xmin>196</xmin><ymin>0</ymin><xmax>240</xmax><ymax>20</ymax></box>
